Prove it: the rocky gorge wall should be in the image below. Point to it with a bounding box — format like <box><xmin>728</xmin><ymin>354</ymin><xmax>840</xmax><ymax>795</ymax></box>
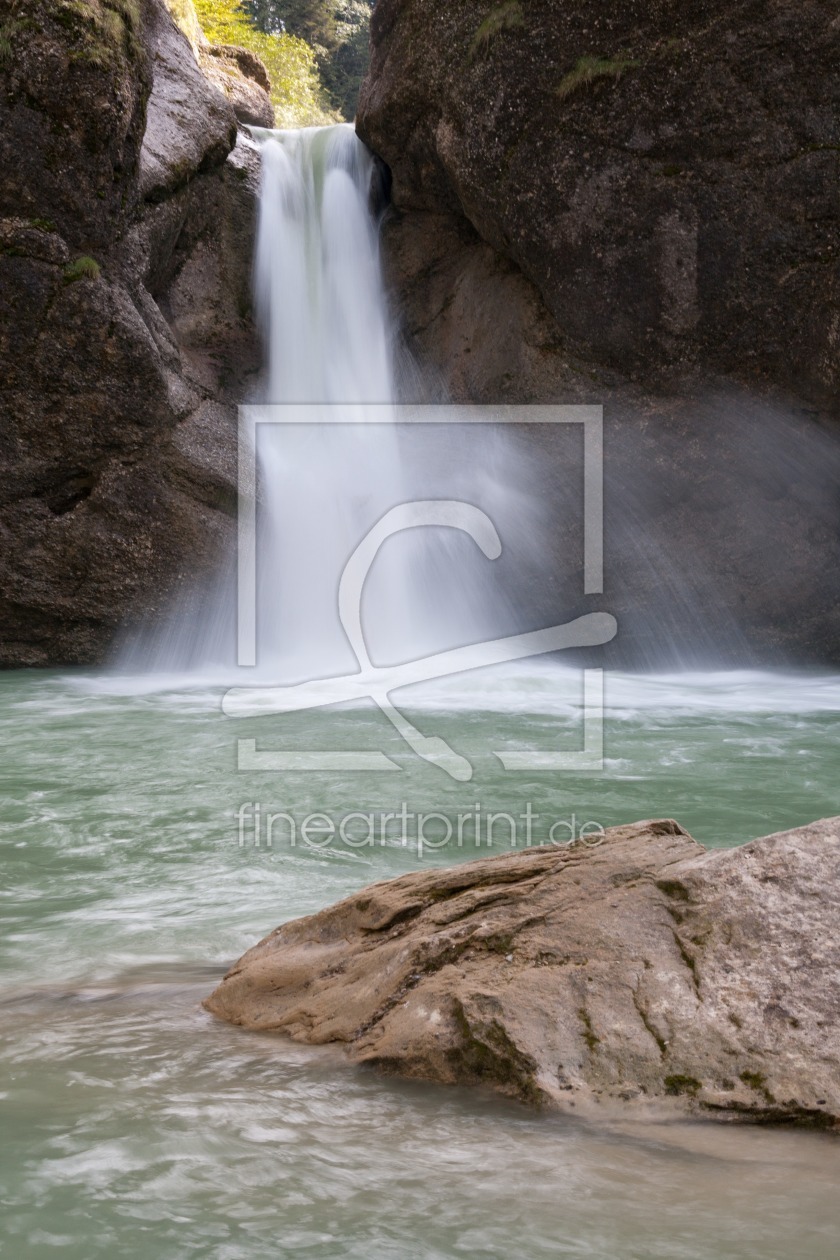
<box><xmin>357</xmin><ymin>0</ymin><xmax>840</xmax><ymax>664</ymax></box>
<box><xmin>2</xmin><ymin>0</ymin><xmax>838</xmax><ymax>667</ymax></box>
<box><xmin>358</xmin><ymin>0</ymin><xmax>840</xmax><ymax>409</ymax></box>
<box><xmin>0</xmin><ymin>0</ymin><xmax>268</xmax><ymax>665</ymax></box>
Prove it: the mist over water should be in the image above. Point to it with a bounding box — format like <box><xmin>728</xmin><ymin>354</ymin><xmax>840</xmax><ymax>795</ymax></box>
<box><xmin>117</xmin><ymin>125</ymin><xmax>840</xmax><ymax>681</ymax></box>
<box><xmin>126</xmin><ymin>124</ymin><xmax>545</xmax><ymax>684</ymax></box>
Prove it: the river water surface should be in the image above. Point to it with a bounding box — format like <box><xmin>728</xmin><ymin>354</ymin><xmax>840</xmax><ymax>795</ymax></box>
<box><xmin>2</xmin><ymin>666</ymin><xmax>839</xmax><ymax>1258</ymax></box>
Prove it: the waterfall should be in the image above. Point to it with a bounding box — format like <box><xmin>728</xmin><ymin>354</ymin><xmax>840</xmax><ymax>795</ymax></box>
<box><xmin>122</xmin><ymin>124</ymin><xmax>532</xmax><ymax>684</ymax></box>
<box><xmin>256</xmin><ymin>125</ymin><xmax>394</xmax><ymax>406</ymax></box>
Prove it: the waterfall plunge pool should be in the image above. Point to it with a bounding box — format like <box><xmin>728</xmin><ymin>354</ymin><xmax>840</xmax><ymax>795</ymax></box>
<box><xmin>1</xmin><ymin>664</ymin><xmax>839</xmax><ymax>1259</ymax></box>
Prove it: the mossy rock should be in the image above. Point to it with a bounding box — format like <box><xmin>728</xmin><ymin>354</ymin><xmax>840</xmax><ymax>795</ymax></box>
<box><xmin>63</xmin><ymin>255</ymin><xmax>101</xmax><ymax>283</ymax></box>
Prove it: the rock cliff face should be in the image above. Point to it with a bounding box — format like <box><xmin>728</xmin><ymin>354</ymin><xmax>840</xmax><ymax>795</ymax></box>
<box><xmin>3</xmin><ymin>1</ymin><xmax>838</xmax><ymax>666</ymax></box>
<box><xmin>205</xmin><ymin>816</ymin><xmax>840</xmax><ymax>1129</ymax></box>
<box><xmin>0</xmin><ymin>0</ymin><xmax>270</xmax><ymax>664</ymax></box>
<box><xmin>357</xmin><ymin>0</ymin><xmax>840</xmax><ymax>665</ymax></box>
<box><xmin>358</xmin><ymin>0</ymin><xmax>840</xmax><ymax>409</ymax></box>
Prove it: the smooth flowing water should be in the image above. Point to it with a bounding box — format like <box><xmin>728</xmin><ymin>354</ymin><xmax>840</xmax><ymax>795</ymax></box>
<box><xmin>132</xmin><ymin>124</ymin><xmax>538</xmax><ymax>683</ymax></box>
<box><xmin>2</xmin><ymin>667</ymin><xmax>840</xmax><ymax>1258</ymax></box>
<box><xmin>3</xmin><ymin>125</ymin><xmax>840</xmax><ymax>1256</ymax></box>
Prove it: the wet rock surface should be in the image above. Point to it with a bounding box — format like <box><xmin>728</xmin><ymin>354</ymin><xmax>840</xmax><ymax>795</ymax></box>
<box><xmin>139</xmin><ymin>0</ymin><xmax>237</xmax><ymax>201</ymax></box>
<box><xmin>356</xmin><ymin>0</ymin><xmax>840</xmax><ymax>666</ymax></box>
<box><xmin>0</xmin><ymin>0</ymin><xmax>267</xmax><ymax>664</ymax></box>
<box><xmin>358</xmin><ymin>0</ymin><xmax>840</xmax><ymax>409</ymax></box>
<box><xmin>206</xmin><ymin>817</ymin><xmax>840</xmax><ymax>1129</ymax></box>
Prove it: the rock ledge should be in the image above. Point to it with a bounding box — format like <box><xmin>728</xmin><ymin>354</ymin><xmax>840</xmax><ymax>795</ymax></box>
<box><xmin>206</xmin><ymin>817</ymin><xmax>840</xmax><ymax>1128</ymax></box>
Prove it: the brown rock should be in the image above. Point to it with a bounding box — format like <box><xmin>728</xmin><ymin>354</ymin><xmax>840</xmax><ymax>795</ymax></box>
<box><xmin>0</xmin><ymin>0</ymin><xmax>263</xmax><ymax>665</ymax></box>
<box><xmin>205</xmin><ymin>817</ymin><xmax>840</xmax><ymax>1129</ymax></box>
<box><xmin>0</xmin><ymin>0</ymin><xmax>150</xmax><ymax>252</ymax></box>
<box><xmin>357</xmin><ymin>0</ymin><xmax>840</xmax><ymax>667</ymax></box>
<box><xmin>139</xmin><ymin>0</ymin><xmax>237</xmax><ymax>201</ymax></box>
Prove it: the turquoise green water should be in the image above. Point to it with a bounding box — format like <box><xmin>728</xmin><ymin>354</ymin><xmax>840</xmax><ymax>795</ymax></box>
<box><xmin>2</xmin><ymin>665</ymin><xmax>839</xmax><ymax>1258</ymax></box>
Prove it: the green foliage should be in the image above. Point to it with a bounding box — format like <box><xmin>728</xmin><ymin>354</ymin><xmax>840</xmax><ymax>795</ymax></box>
<box><xmin>241</xmin><ymin>0</ymin><xmax>372</xmax><ymax>119</ymax></box>
<box><xmin>193</xmin><ymin>0</ymin><xmax>336</xmax><ymax>126</ymax></box>
<box><xmin>664</xmin><ymin>1074</ymin><xmax>702</xmax><ymax>1096</ymax></box>
<box><xmin>240</xmin><ymin>0</ymin><xmax>285</xmax><ymax>35</ymax></box>
<box><xmin>243</xmin><ymin>0</ymin><xmax>335</xmax><ymax>47</ymax></box>
<box><xmin>166</xmin><ymin>0</ymin><xmax>205</xmax><ymax>50</ymax></box>
<box><xmin>320</xmin><ymin>1</ymin><xmax>371</xmax><ymax>119</ymax></box>
<box><xmin>64</xmin><ymin>256</ymin><xmax>101</xmax><ymax>283</ymax></box>
<box><xmin>469</xmin><ymin>2</ymin><xmax>523</xmax><ymax>61</ymax></box>
<box><xmin>556</xmin><ymin>54</ymin><xmax>638</xmax><ymax>101</ymax></box>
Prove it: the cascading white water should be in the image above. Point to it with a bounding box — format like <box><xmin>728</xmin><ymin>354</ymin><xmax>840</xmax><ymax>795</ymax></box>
<box><xmin>115</xmin><ymin>123</ymin><xmax>840</xmax><ymax>684</ymax></box>
<box><xmin>126</xmin><ymin>123</ymin><xmax>532</xmax><ymax>683</ymax></box>
<box><xmin>256</xmin><ymin>125</ymin><xmax>394</xmax><ymax>407</ymax></box>
<box><xmin>250</xmin><ymin>125</ymin><xmax>541</xmax><ymax>682</ymax></box>
<box><xmin>249</xmin><ymin>124</ymin><xmax>411</xmax><ymax>680</ymax></box>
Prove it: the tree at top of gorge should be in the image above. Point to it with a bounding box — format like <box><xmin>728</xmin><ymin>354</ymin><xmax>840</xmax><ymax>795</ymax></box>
<box><xmin>241</xmin><ymin>0</ymin><xmax>373</xmax><ymax>119</ymax></box>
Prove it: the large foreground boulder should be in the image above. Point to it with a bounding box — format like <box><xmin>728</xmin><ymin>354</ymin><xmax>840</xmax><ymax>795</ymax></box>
<box><xmin>206</xmin><ymin>817</ymin><xmax>840</xmax><ymax>1128</ymax></box>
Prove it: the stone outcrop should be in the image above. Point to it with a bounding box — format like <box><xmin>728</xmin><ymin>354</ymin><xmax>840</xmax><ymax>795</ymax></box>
<box><xmin>139</xmin><ymin>0</ymin><xmax>237</xmax><ymax>201</ymax></box>
<box><xmin>356</xmin><ymin>0</ymin><xmax>840</xmax><ymax>666</ymax></box>
<box><xmin>199</xmin><ymin>45</ymin><xmax>275</xmax><ymax>129</ymax></box>
<box><xmin>206</xmin><ymin>817</ymin><xmax>840</xmax><ymax>1129</ymax></box>
<box><xmin>358</xmin><ymin>0</ymin><xmax>840</xmax><ymax>410</ymax></box>
<box><xmin>0</xmin><ymin>0</ymin><xmax>270</xmax><ymax>664</ymax></box>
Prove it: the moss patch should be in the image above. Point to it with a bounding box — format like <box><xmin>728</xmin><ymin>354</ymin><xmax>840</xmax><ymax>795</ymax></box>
<box><xmin>741</xmin><ymin>1070</ymin><xmax>775</xmax><ymax>1103</ymax></box>
<box><xmin>578</xmin><ymin>1006</ymin><xmax>600</xmax><ymax>1052</ymax></box>
<box><xmin>0</xmin><ymin>16</ymin><xmax>37</xmax><ymax>61</ymax></box>
<box><xmin>63</xmin><ymin>256</ymin><xmax>101</xmax><ymax>283</ymax></box>
<box><xmin>664</xmin><ymin>1073</ymin><xmax>702</xmax><ymax>1096</ymax></box>
<box><xmin>469</xmin><ymin>2</ymin><xmax>523</xmax><ymax>62</ymax></box>
<box><xmin>451</xmin><ymin>999</ymin><xmax>542</xmax><ymax>1105</ymax></box>
<box><xmin>54</xmin><ymin>0</ymin><xmax>141</xmax><ymax>65</ymax></box>
<box><xmin>557</xmin><ymin>54</ymin><xmax>639</xmax><ymax>101</ymax></box>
